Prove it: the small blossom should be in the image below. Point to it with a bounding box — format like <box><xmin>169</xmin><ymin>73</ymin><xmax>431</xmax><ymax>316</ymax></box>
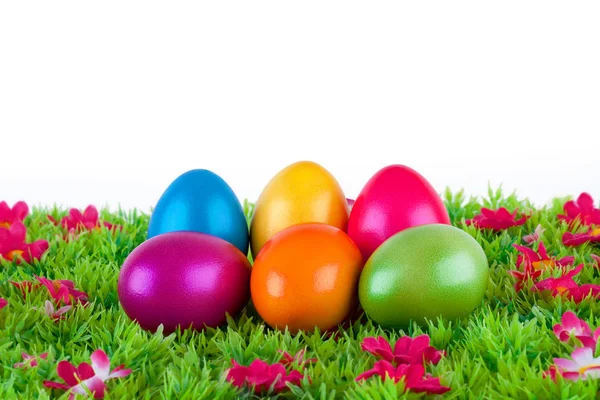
<box><xmin>513</xmin><ymin>242</ymin><xmax>574</xmax><ymax>271</ymax></box>
<box><xmin>278</xmin><ymin>349</ymin><xmax>317</xmax><ymax>369</ymax></box>
<box><xmin>10</xmin><ymin>280</ymin><xmax>41</xmax><ymax>297</ymax></box>
<box><xmin>592</xmin><ymin>254</ymin><xmax>600</xmax><ymax>268</ymax></box>
<box><xmin>508</xmin><ymin>261</ymin><xmax>543</xmax><ymax>292</ymax></box>
<box><xmin>36</xmin><ymin>276</ymin><xmax>89</xmax><ymax>306</ymax></box>
<box><xmin>49</xmin><ymin>206</ymin><xmax>120</xmax><ymax>233</ymax></box>
<box><xmin>558</xmin><ymin>193</ymin><xmax>600</xmax><ymax>227</ymax></box>
<box><xmin>361</xmin><ymin>335</ymin><xmax>443</xmax><ymax>366</ymax></box>
<box><xmin>41</xmin><ymin>300</ymin><xmax>72</xmax><ymax>321</ymax></box>
<box><xmin>0</xmin><ymin>222</ymin><xmax>48</xmax><ymax>264</ymax></box>
<box><xmin>226</xmin><ymin>359</ymin><xmax>304</xmax><ymax>394</ymax></box>
<box><xmin>563</xmin><ymin>229</ymin><xmax>600</xmax><ymax>247</ymax></box>
<box><xmin>553</xmin><ymin>347</ymin><xmax>600</xmax><ymax>381</ymax></box>
<box><xmin>43</xmin><ymin>349</ymin><xmax>132</xmax><ymax>399</ymax></box>
<box><xmin>14</xmin><ymin>352</ymin><xmax>48</xmax><ymax>369</ymax></box>
<box><xmin>465</xmin><ymin>208</ymin><xmax>529</xmax><ymax>231</ymax></box>
<box><xmin>0</xmin><ymin>201</ymin><xmax>29</xmax><ymax>228</ymax></box>
<box><xmin>355</xmin><ymin>361</ymin><xmax>450</xmax><ymax>394</ymax></box>
<box><xmin>543</xmin><ymin>365</ymin><xmax>562</xmax><ymax>381</ymax></box>
<box><xmin>0</xmin><ymin>298</ymin><xmax>7</xmax><ymax>310</ymax></box>
<box><xmin>523</xmin><ymin>224</ymin><xmax>545</xmax><ymax>245</ymax></box>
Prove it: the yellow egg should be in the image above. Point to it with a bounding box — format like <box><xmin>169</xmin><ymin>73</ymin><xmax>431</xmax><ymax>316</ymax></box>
<box><xmin>250</xmin><ymin>161</ymin><xmax>349</xmax><ymax>257</ymax></box>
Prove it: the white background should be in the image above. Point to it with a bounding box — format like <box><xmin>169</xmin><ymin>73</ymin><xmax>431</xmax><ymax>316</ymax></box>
<box><xmin>1</xmin><ymin>2</ymin><xmax>599</xmax><ymax>212</ymax></box>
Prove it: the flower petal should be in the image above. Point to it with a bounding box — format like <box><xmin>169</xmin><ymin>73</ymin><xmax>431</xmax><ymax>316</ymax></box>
<box><xmin>90</xmin><ymin>349</ymin><xmax>111</xmax><ymax>378</ymax></box>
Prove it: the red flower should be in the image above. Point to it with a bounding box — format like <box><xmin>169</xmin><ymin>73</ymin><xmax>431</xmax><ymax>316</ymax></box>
<box><xmin>361</xmin><ymin>335</ymin><xmax>443</xmax><ymax>366</ymax></box>
<box><xmin>356</xmin><ymin>361</ymin><xmax>450</xmax><ymax>394</ymax></box>
<box><xmin>465</xmin><ymin>208</ymin><xmax>529</xmax><ymax>231</ymax></box>
<box><xmin>558</xmin><ymin>193</ymin><xmax>600</xmax><ymax>226</ymax></box>
<box><xmin>531</xmin><ymin>264</ymin><xmax>583</xmax><ymax>297</ymax></box>
<box><xmin>568</xmin><ymin>284</ymin><xmax>600</xmax><ymax>304</ymax></box>
<box><xmin>226</xmin><ymin>359</ymin><xmax>304</xmax><ymax>394</ymax></box>
<box><xmin>0</xmin><ymin>222</ymin><xmax>48</xmax><ymax>264</ymax></box>
<box><xmin>522</xmin><ymin>224</ymin><xmax>545</xmax><ymax>245</ymax></box>
<box><xmin>514</xmin><ymin>242</ymin><xmax>574</xmax><ymax>271</ymax></box>
<box><xmin>49</xmin><ymin>205</ymin><xmax>120</xmax><ymax>233</ymax></box>
<box><xmin>562</xmin><ymin>228</ymin><xmax>600</xmax><ymax>247</ymax></box>
<box><xmin>508</xmin><ymin>261</ymin><xmax>543</xmax><ymax>292</ymax></box>
<box><xmin>10</xmin><ymin>280</ymin><xmax>41</xmax><ymax>297</ymax></box>
<box><xmin>36</xmin><ymin>276</ymin><xmax>89</xmax><ymax>306</ymax></box>
<box><xmin>278</xmin><ymin>349</ymin><xmax>317</xmax><ymax>369</ymax></box>
<box><xmin>0</xmin><ymin>201</ymin><xmax>29</xmax><ymax>228</ymax></box>
<box><xmin>14</xmin><ymin>352</ymin><xmax>48</xmax><ymax>368</ymax></box>
<box><xmin>43</xmin><ymin>349</ymin><xmax>132</xmax><ymax>399</ymax></box>
<box><xmin>0</xmin><ymin>298</ymin><xmax>7</xmax><ymax>310</ymax></box>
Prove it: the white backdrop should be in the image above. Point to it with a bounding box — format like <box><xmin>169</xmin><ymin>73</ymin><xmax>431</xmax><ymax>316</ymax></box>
<box><xmin>1</xmin><ymin>2</ymin><xmax>599</xmax><ymax>211</ymax></box>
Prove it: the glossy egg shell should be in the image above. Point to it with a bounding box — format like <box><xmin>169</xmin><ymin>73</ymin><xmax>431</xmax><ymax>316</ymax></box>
<box><xmin>250</xmin><ymin>161</ymin><xmax>349</xmax><ymax>257</ymax></box>
<box><xmin>251</xmin><ymin>223</ymin><xmax>363</xmax><ymax>334</ymax></box>
<box><xmin>148</xmin><ymin>169</ymin><xmax>249</xmax><ymax>254</ymax></box>
<box><xmin>118</xmin><ymin>231</ymin><xmax>251</xmax><ymax>333</ymax></box>
<box><xmin>348</xmin><ymin>164</ymin><xmax>450</xmax><ymax>259</ymax></box>
<box><xmin>359</xmin><ymin>224</ymin><xmax>488</xmax><ymax>328</ymax></box>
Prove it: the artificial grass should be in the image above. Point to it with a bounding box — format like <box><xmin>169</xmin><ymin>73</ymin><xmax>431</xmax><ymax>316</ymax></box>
<box><xmin>1</xmin><ymin>187</ymin><xmax>600</xmax><ymax>399</ymax></box>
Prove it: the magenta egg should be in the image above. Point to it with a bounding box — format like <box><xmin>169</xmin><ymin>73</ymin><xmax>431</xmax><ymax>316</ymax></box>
<box><xmin>348</xmin><ymin>165</ymin><xmax>450</xmax><ymax>259</ymax></box>
<box><xmin>118</xmin><ymin>231</ymin><xmax>251</xmax><ymax>333</ymax></box>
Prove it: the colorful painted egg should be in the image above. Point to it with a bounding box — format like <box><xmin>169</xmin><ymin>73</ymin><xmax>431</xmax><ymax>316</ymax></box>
<box><xmin>348</xmin><ymin>165</ymin><xmax>450</xmax><ymax>259</ymax></box>
<box><xmin>118</xmin><ymin>231</ymin><xmax>251</xmax><ymax>333</ymax></box>
<box><xmin>250</xmin><ymin>161</ymin><xmax>348</xmax><ymax>256</ymax></box>
<box><xmin>251</xmin><ymin>223</ymin><xmax>363</xmax><ymax>333</ymax></box>
<box><xmin>148</xmin><ymin>169</ymin><xmax>249</xmax><ymax>254</ymax></box>
<box><xmin>359</xmin><ymin>224</ymin><xmax>488</xmax><ymax>328</ymax></box>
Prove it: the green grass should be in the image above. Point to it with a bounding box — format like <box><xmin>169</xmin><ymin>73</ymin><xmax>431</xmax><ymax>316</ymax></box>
<box><xmin>2</xmin><ymin>187</ymin><xmax>600</xmax><ymax>399</ymax></box>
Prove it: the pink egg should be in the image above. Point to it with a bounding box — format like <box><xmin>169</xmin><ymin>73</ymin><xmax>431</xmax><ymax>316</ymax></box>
<box><xmin>348</xmin><ymin>165</ymin><xmax>450</xmax><ymax>259</ymax></box>
<box><xmin>118</xmin><ymin>231</ymin><xmax>251</xmax><ymax>333</ymax></box>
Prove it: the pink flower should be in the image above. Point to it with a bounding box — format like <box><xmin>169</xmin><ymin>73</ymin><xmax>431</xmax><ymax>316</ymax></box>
<box><xmin>43</xmin><ymin>349</ymin><xmax>132</xmax><ymax>399</ymax></box>
<box><xmin>361</xmin><ymin>335</ymin><xmax>443</xmax><ymax>366</ymax></box>
<box><xmin>41</xmin><ymin>300</ymin><xmax>72</xmax><ymax>321</ymax></box>
<box><xmin>531</xmin><ymin>264</ymin><xmax>583</xmax><ymax>297</ymax></box>
<box><xmin>0</xmin><ymin>298</ymin><xmax>7</xmax><ymax>310</ymax></box>
<box><xmin>592</xmin><ymin>254</ymin><xmax>600</xmax><ymax>268</ymax></box>
<box><xmin>553</xmin><ymin>347</ymin><xmax>600</xmax><ymax>381</ymax></box>
<box><xmin>36</xmin><ymin>276</ymin><xmax>89</xmax><ymax>306</ymax></box>
<box><xmin>568</xmin><ymin>284</ymin><xmax>600</xmax><ymax>304</ymax></box>
<box><xmin>552</xmin><ymin>311</ymin><xmax>595</xmax><ymax>347</ymax></box>
<box><xmin>226</xmin><ymin>359</ymin><xmax>304</xmax><ymax>394</ymax></box>
<box><xmin>563</xmin><ymin>228</ymin><xmax>600</xmax><ymax>247</ymax></box>
<box><xmin>558</xmin><ymin>193</ymin><xmax>600</xmax><ymax>227</ymax></box>
<box><xmin>356</xmin><ymin>361</ymin><xmax>450</xmax><ymax>394</ymax></box>
<box><xmin>14</xmin><ymin>352</ymin><xmax>48</xmax><ymax>368</ymax></box>
<box><xmin>49</xmin><ymin>206</ymin><xmax>120</xmax><ymax>233</ymax></box>
<box><xmin>0</xmin><ymin>201</ymin><xmax>29</xmax><ymax>228</ymax></box>
<box><xmin>465</xmin><ymin>208</ymin><xmax>529</xmax><ymax>231</ymax></box>
<box><xmin>278</xmin><ymin>349</ymin><xmax>317</xmax><ymax>369</ymax></box>
<box><xmin>514</xmin><ymin>242</ymin><xmax>574</xmax><ymax>272</ymax></box>
<box><xmin>523</xmin><ymin>224</ymin><xmax>545</xmax><ymax>245</ymax></box>
<box><xmin>0</xmin><ymin>222</ymin><xmax>49</xmax><ymax>264</ymax></box>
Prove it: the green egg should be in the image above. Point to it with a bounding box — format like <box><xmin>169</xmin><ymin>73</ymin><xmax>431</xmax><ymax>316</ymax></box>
<box><xmin>358</xmin><ymin>224</ymin><xmax>489</xmax><ymax>328</ymax></box>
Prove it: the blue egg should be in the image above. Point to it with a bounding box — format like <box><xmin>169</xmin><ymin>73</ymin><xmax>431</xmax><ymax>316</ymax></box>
<box><xmin>148</xmin><ymin>169</ymin><xmax>249</xmax><ymax>254</ymax></box>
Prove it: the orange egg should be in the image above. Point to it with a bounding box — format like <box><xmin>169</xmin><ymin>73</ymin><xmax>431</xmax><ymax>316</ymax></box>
<box><xmin>251</xmin><ymin>223</ymin><xmax>364</xmax><ymax>333</ymax></box>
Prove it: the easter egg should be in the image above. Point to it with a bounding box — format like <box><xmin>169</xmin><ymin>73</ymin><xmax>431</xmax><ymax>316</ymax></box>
<box><xmin>348</xmin><ymin>165</ymin><xmax>450</xmax><ymax>259</ymax></box>
<box><xmin>359</xmin><ymin>224</ymin><xmax>488</xmax><ymax>328</ymax></box>
<box><xmin>118</xmin><ymin>231</ymin><xmax>251</xmax><ymax>333</ymax></box>
<box><xmin>148</xmin><ymin>169</ymin><xmax>249</xmax><ymax>254</ymax></box>
<box><xmin>250</xmin><ymin>161</ymin><xmax>348</xmax><ymax>257</ymax></box>
<box><xmin>251</xmin><ymin>223</ymin><xmax>363</xmax><ymax>333</ymax></box>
